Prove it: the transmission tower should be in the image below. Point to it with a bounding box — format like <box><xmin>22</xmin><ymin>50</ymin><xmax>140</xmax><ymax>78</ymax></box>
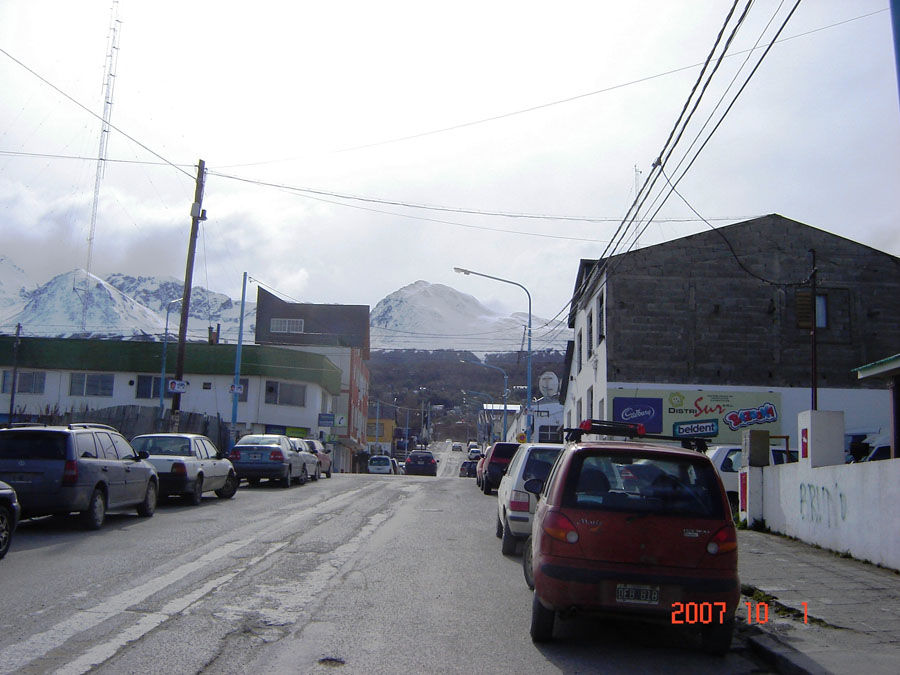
<box><xmin>80</xmin><ymin>1</ymin><xmax>121</xmax><ymax>330</ymax></box>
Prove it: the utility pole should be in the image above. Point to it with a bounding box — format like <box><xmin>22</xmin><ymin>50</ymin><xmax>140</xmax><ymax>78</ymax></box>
<box><xmin>170</xmin><ymin>159</ymin><xmax>206</xmax><ymax>430</ymax></box>
<box><xmin>809</xmin><ymin>249</ymin><xmax>818</xmax><ymax>411</ymax></box>
<box><xmin>7</xmin><ymin>323</ymin><xmax>21</xmax><ymax>424</ymax></box>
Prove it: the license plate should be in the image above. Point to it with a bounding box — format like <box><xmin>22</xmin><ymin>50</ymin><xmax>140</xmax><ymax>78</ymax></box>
<box><xmin>615</xmin><ymin>584</ymin><xmax>660</xmax><ymax>605</ymax></box>
<box><xmin>248</xmin><ymin>452</ymin><xmax>261</xmax><ymax>461</ymax></box>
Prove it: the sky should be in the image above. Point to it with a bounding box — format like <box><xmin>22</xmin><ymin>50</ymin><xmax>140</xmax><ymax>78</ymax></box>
<box><xmin>1</xmin><ymin>1</ymin><xmax>898</xmax><ymax>324</ymax></box>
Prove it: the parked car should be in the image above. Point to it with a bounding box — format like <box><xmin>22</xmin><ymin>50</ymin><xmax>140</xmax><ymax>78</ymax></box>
<box><xmin>452</xmin><ymin>443</ymin><xmax>464</xmax><ymax>452</ymax></box>
<box><xmin>480</xmin><ymin>442</ymin><xmax>520</xmax><ymax>495</ymax></box>
<box><xmin>228</xmin><ymin>435</ymin><xmax>309</xmax><ymax>487</ymax></box>
<box><xmin>368</xmin><ymin>455</ymin><xmax>393</xmax><ymax>474</ymax></box>
<box><xmin>475</xmin><ymin>454</ymin><xmax>488</xmax><ymax>487</ymax></box>
<box><xmin>130</xmin><ymin>433</ymin><xmax>238</xmax><ymax>504</ymax></box>
<box><xmin>496</xmin><ymin>443</ymin><xmax>563</xmax><ymax>554</ymax></box>
<box><xmin>467</xmin><ymin>446</ymin><xmax>483</xmax><ymax>461</ymax></box>
<box><xmin>458</xmin><ymin>460</ymin><xmax>477</xmax><ymax>477</ymax></box>
<box><xmin>0</xmin><ymin>481</ymin><xmax>21</xmax><ymax>560</ymax></box>
<box><xmin>288</xmin><ymin>438</ymin><xmax>322</xmax><ymax>481</ymax></box>
<box><xmin>301</xmin><ymin>439</ymin><xmax>333</xmax><ymax>478</ymax></box>
<box><xmin>706</xmin><ymin>445</ymin><xmax>798</xmax><ymax>516</ymax></box>
<box><xmin>391</xmin><ymin>457</ymin><xmax>400</xmax><ymax>474</ymax></box>
<box><xmin>0</xmin><ymin>423</ymin><xmax>158</xmax><ymax>530</ymax></box>
<box><xmin>526</xmin><ymin>420</ymin><xmax>739</xmax><ymax>654</ymax></box>
<box><xmin>405</xmin><ymin>450</ymin><xmax>438</xmax><ymax>476</ymax></box>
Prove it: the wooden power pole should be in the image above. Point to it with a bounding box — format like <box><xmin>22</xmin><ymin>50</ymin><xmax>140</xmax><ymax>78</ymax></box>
<box><xmin>170</xmin><ymin>159</ymin><xmax>206</xmax><ymax>429</ymax></box>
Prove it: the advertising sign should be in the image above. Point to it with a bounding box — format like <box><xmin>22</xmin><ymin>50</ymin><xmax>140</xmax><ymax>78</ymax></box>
<box><xmin>318</xmin><ymin>413</ymin><xmax>335</xmax><ymax>427</ymax></box>
<box><xmin>612</xmin><ymin>389</ymin><xmax>781</xmax><ymax>444</ymax></box>
<box><xmin>167</xmin><ymin>379</ymin><xmax>186</xmax><ymax>393</ymax></box>
<box><xmin>612</xmin><ymin>397</ymin><xmax>663</xmax><ymax>433</ymax></box>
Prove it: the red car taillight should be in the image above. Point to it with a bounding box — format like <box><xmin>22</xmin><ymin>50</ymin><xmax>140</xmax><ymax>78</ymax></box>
<box><xmin>543</xmin><ymin>511</ymin><xmax>579</xmax><ymax>544</ymax></box>
<box><xmin>706</xmin><ymin>524</ymin><xmax>738</xmax><ymax>555</ymax></box>
<box><xmin>429</xmin><ymin>458</ymin><xmax>436</xmax><ymax>464</ymax></box>
<box><xmin>171</xmin><ymin>462</ymin><xmax>187</xmax><ymax>476</ymax></box>
<box><xmin>229</xmin><ymin>450</ymin><xmax>241</xmax><ymax>461</ymax></box>
<box><xmin>509</xmin><ymin>490</ymin><xmax>530</xmax><ymax>512</ymax></box>
<box><xmin>62</xmin><ymin>460</ymin><xmax>78</xmax><ymax>485</ymax></box>
<box><xmin>269</xmin><ymin>450</ymin><xmax>284</xmax><ymax>462</ymax></box>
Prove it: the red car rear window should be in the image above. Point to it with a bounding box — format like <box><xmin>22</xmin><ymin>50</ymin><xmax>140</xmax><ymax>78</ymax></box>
<box><xmin>561</xmin><ymin>450</ymin><xmax>726</xmax><ymax>519</ymax></box>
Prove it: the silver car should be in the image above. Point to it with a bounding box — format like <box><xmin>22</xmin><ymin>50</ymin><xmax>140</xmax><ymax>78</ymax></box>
<box><xmin>131</xmin><ymin>433</ymin><xmax>238</xmax><ymax>504</ymax></box>
<box><xmin>229</xmin><ymin>434</ymin><xmax>310</xmax><ymax>487</ymax></box>
<box><xmin>288</xmin><ymin>438</ymin><xmax>322</xmax><ymax>481</ymax></box>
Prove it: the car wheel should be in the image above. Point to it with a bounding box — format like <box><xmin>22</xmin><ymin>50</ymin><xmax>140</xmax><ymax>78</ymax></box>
<box><xmin>701</xmin><ymin>619</ymin><xmax>734</xmax><ymax>656</ymax></box>
<box><xmin>215</xmin><ymin>472</ymin><xmax>238</xmax><ymax>499</ymax></box>
<box><xmin>495</xmin><ymin>514</ymin><xmax>503</xmax><ymax>539</ymax></box>
<box><xmin>311</xmin><ymin>463</ymin><xmax>320</xmax><ymax>481</ymax></box>
<box><xmin>281</xmin><ymin>467</ymin><xmax>293</xmax><ymax>488</ymax></box>
<box><xmin>0</xmin><ymin>505</ymin><xmax>13</xmax><ymax>560</ymax></box>
<box><xmin>81</xmin><ymin>488</ymin><xmax>106</xmax><ymax>530</ymax></box>
<box><xmin>522</xmin><ymin>536</ymin><xmax>535</xmax><ymax>590</ymax></box>
<box><xmin>325</xmin><ymin>464</ymin><xmax>332</xmax><ymax>478</ymax></box>
<box><xmin>137</xmin><ymin>481</ymin><xmax>158</xmax><ymax>517</ymax></box>
<box><xmin>298</xmin><ymin>465</ymin><xmax>308</xmax><ymax>485</ymax></box>
<box><xmin>482</xmin><ymin>478</ymin><xmax>492</xmax><ymax>495</ymax></box>
<box><xmin>476</xmin><ymin>475</ymin><xmax>481</xmax><ymax>488</ymax></box>
<box><xmin>501</xmin><ymin>517</ymin><xmax>518</xmax><ymax>555</ymax></box>
<box><xmin>187</xmin><ymin>476</ymin><xmax>203</xmax><ymax>506</ymax></box>
<box><xmin>530</xmin><ymin>593</ymin><xmax>555</xmax><ymax>643</ymax></box>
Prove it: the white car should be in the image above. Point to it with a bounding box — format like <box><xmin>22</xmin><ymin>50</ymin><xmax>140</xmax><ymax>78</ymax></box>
<box><xmin>131</xmin><ymin>433</ymin><xmax>238</xmax><ymax>504</ymax></box>
<box><xmin>706</xmin><ymin>444</ymin><xmax>798</xmax><ymax>516</ymax></box>
<box><xmin>496</xmin><ymin>443</ymin><xmax>564</xmax><ymax>554</ymax></box>
<box><xmin>288</xmin><ymin>438</ymin><xmax>323</xmax><ymax>481</ymax></box>
<box><xmin>368</xmin><ymin>455</ymin><xmax>393</xmax><ymax>474</ymax></box>
<box><xmin>467</xmin><ymin>446</ymin><xmax>483</xmax><ymax>461</ymax></box>
<box><xmin>301</xmin><ymin>439</ymin><xmax>333</xmax><ymax>478</ymax></box>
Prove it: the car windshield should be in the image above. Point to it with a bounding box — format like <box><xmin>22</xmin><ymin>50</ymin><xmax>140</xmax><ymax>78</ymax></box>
<box><xmin>522</xmin><ymin>447</ymin><xmax>562</xmax><ymax>482</ymax></box>
<box><xmin>0</xmin><ymin>431</ymin><xmax>67</xmax><ymax>460</ymax></box>
<box><xmin>563</xmin><ymin>451</ymin><xmax>725</xmax><ymax>519</ymax></box>
<box><xmin>131</xmin><ymin>437</ymin><xmax>192</xmax><ymax>456</ymax></box>
<box><xmin>236</xmin><ymin>435</ymin><xmax>280</xmax><ymax>446</ymax></box>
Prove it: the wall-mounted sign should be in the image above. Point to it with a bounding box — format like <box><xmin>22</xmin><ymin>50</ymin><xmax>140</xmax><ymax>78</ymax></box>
<box><xmin>673</xmin><ymin>419</ymin><xmax>719</xmax><ymax>438</ymax></box>
<box><xmin>318</xmin><ymin>413</ymin><xmax>335</xmax><ymax>427</ymax></box>
<box><xmin>167</xmin><ymin>380</ymin><xmax>186</xmax><ymax>393</ymax></box>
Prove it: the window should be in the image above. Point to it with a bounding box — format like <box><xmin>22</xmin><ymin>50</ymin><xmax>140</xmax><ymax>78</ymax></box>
<box><xmin>270</xmin><ymin>318</ymin><xmax>305</xmax><ymax>334</ymax></box>
<box><xmin>95</xmin><ymin>432</ymin><xmax>118</xmax><ymax>459</ymax></box>
<box><xmin>2</xmin><ymin>370</ymin><xmax>46</xmax><ymax>394</ymax></box>
<box><xmin>796</xmin><ymin>290</ymin><xmax>828</xmax><ymax>329</ymax></box>
<box><xmin>586</xmin><ymin>387</ymin><xmax>594</xmax><ymax>420</ymax></box>
<box><xmin>70</xmin><ymin>373</ymin><xmax>114</xmax><ymax>397</ymax></box>
<box><xmin>265</xmin><ymin>381</ymin><xmax>307</xmax><ymax>407</ymax></box>
<box><xmin>576</xmin><ymin>330</ymin><xmax>583</xmax><ymax>373</ymax></box>
<box><xmin>576</xmin><ymin>398</ymin><xmax>583</xmax><ymax>424</ymax></box>
<box><xmin>135</xmin><ymin>375</ymin><xmax>174</xmax><ymax>400</ymax></box>
<box><xmin>596</xmin><ymin>293</ymin><xmax>605</xmax><ymax>343</ymax></box>
<box><xmin>586</xmin><ymin>312</ymin><xmax>594</xmax><ymax>358</ymax></box>
<box><xmin>76</xmin><ymin>433</ymin><xmax>98</xmax><ymax>458</ymax></box>
<box><xmin>111</xmin><ymin>434</ymin><xmax>134</xmax><ymax>459</ymax></box>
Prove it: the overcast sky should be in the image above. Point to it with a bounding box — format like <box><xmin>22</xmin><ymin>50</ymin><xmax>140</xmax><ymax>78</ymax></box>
<box><xmin>1</xmin><ymin>1</ymin><xmax>898</xmax><ymax>323</ymax></box>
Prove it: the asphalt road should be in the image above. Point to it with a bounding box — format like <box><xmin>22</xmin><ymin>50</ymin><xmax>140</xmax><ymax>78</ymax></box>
<box><xmin>0</xmin><ymin>443</ymin><xmax>773</xmax><ymax>674</ymax></box>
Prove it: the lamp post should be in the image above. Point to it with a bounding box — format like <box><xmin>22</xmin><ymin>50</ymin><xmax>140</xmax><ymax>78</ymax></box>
<box><xmin>159</xmin><ymin>298</ymin><xmax>183</xmax><ymax>419</ymax></box>
<box><xmin>454</xmin><ymin>267</ymin><xmax>533</xmax><ymax>441</ymax></box>
<box><xmin>460</xmin><ymin>359</ymin><xmax>509</xmax><ymax>441</ymax></box>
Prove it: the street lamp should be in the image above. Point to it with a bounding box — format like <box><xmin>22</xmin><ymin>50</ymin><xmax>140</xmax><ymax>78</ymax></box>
<box><xmin>159</xmin><ymin>297</ymin><xmax>183</xmax><ymax>419</ymax></box>
<box><xmin>460</xmin><ymin>359</ymin><xmax>509</xmax><ymax>441</ymax></box>
<box><xmin>454</xmin><ymin>267</ymin><xmax>533</xmax><ymax>441</ymax></box>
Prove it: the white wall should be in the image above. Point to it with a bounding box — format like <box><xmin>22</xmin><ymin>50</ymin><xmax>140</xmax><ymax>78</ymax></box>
<box><xmin>750</xmin><ymin>411</ymin><xmax>900</xmax><ymax>571</ymax></box>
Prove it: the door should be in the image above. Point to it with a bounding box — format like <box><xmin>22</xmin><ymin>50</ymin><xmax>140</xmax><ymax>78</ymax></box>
<box><xmin>94</xmin><ymin>432</ymin><xmax>128</xmax><ymax>507</ymax></box>
<box><xmin>112</xmin><ymin>434</ymin><xmax>147</xmax><ymax>503</ymax></box>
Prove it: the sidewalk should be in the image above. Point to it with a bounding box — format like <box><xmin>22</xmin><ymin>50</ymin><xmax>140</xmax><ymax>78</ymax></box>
<box><xmin>737</xmin><ymin>529</ymin><xmax>900</xmax><ymax>675</ymax></box>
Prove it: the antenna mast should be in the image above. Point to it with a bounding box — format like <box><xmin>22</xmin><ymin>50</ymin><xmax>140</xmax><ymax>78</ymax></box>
<box><xmin>81</xmin><ymin>0</ymin><xmax>121</xmax><ymax>330</ymax></box>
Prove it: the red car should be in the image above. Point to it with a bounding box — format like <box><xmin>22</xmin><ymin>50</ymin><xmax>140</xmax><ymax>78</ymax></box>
<box><xmin>478</xmin><ymin>442</ymin><xmax>520</xmax><ymax>495</ymax></box>
<box><xmin>526</xmin><ymin>420</ymin><xmax>739</xmax><ymax>655</ymax></box>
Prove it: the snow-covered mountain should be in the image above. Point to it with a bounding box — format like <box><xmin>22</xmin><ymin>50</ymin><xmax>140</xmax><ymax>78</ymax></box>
<box><xmin>370</xmin><ymin>280</ymin><xmax>570</xmax><ymax>352</ymax></box>
<box><xmin>0</xmin><ymin>258</ymin><xmax>569</xmax><ymax>352</ymax></box>
<box><xmin>4</xmin><ymin>270</ymin><xmax>166</xmax><ymax>339</ymax></box>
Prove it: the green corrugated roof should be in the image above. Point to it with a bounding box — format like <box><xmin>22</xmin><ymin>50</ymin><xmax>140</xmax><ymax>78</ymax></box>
<box><xmin>0</xmin><ymin>336</ymin><xmax>341</xmax><ymax>394</ymax></box>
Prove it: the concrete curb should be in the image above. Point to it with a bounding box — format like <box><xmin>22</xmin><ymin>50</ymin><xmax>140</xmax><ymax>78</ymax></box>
<box><xmin>746</xmin><ymin>632</ymin><xmax>832</xmax><ymax>675</ymax></box>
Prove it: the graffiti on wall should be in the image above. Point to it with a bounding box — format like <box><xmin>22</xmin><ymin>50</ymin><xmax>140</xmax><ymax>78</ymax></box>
<box><xmin>799</xmin><ymin>483</ymin><xmax>848</xmax><ymax>528</ymax></box>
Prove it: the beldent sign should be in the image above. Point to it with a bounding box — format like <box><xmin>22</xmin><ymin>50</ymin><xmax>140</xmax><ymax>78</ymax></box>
<box><xmin>612</xmin><ymin>389</ymin><xmax>781</xmax><ymax>444</ymax></box>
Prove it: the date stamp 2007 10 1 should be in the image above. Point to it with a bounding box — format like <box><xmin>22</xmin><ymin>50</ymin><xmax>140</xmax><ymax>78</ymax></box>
<box><xmin>671</xmin><ymin>601</ymin><xmax>810</xmax><ymax>625</ymax></box>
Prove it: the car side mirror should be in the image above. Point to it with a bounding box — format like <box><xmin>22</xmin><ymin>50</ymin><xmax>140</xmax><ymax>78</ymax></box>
<box><xmin>137</xmin><ymin>450</ymin><xmax>150</xmax><ymax>460</ymax></box>
<box><xmin>523</xmin><ymin>478</ymin><xmax>543</xmax><ymax>495</ymax></box>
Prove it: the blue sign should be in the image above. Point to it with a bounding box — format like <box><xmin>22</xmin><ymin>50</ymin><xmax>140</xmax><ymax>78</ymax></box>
<box><xmin>613</xmin><ymin>397</ymin><xmax>663</xmax><ymax>433</ymax></box>
<box><xmin>318</xmin><ymin>413</ymin><xmax>335</xmax><ymax>427</ymax></box>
